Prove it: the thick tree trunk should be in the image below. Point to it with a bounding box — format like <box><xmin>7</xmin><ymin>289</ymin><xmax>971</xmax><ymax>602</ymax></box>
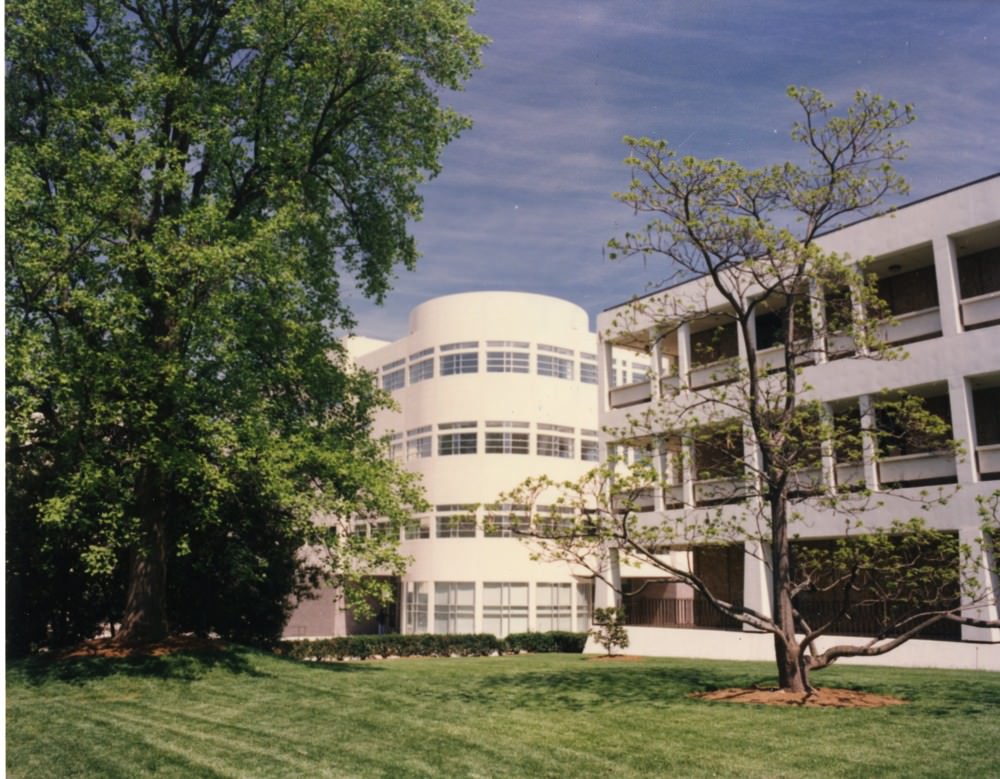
<box><xmin>771</xmin><ymin>494</ymin><xmax>810</xmax><ymax>692</ymax></box>
<box><xmin>117</xmin><ymin>507</ymin><xmax>169</xmax><ymax>645</ymax></box>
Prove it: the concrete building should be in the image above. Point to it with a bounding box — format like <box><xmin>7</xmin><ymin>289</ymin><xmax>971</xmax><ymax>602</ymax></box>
<box><xmin>596</xmin><ymin>173</ymin><xmax>1000</xmax><ymax>670</ymax></box>
<box><xmin>285</xmin><ymin>291</ymin><xmax>645</xmax><ymax>638</ymax></box>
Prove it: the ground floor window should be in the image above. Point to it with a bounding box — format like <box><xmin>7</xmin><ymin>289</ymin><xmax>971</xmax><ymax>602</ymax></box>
<box><xmin>434</xmin><ymin>582</ymin><xmax>475</xmax><ymax>634</ymax></box>
<box><xmin>482</xmin><ymin>582</ymin><xmax>529</xmax><ymax>637</ymax></box>
<box><xmin>405</xmin><ymin>582</ymin><xmax>429</xmax><ymax>634</ymax></box>
<box><xmin>536</xmin><ymin>582</ymin><xmax>573</xmax><ymax>631</ymax></box>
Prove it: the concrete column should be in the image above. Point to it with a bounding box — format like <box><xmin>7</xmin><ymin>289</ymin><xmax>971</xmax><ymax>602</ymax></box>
<box><xmin>677</xmin><ymin>321</ymin><xmax>691</xmax><ymax>389</ymax></box>
<box><xmin>652</xmin><ymin>438</ymin><xmax>667</xmax><ymax>513</ymax></box>
<box><xmin>851</xmin><ymin>281</ymin><xmax>870</xmax><ymax>357</ymax></box>
<box><xmin>932</xmin><ymin>235</ymin><xmax>963</xmax><ymax>337</ymax></box>
<box><xmin>809</xmin><ymin>277</ymin><xmax>828</xmax><ymax>365</ymax></box>
<box><xmin>948</xmin><ymin>375</ymin><xmax>979</xmax><ymax>484</ymax></box>
<box><xmin>742</xmin><ymin>539</ymin><xmax>773</xmax><ymax>630</ymax></box>
<box><xmin>959</xmin><ymin>526</ymin><xmax>1000</xmax><ymax>643</ymax></box>
<box><xmin>650</xmin><ymin>329</ymin><xmax>663</xmax><ymax>402</ymax></box>
<box><xmin>819</xmin><ymin>402</ymin><xmax>837</xmax><ymax>491</ymax></box>
<box><xmin>593</xmin><ymin>545</ymin><xmax>623</xmax><ymax>608</ymax></box>
<box><xmin>859</xmin><ymin>394</ymin><xmax>881</xmax><ymax>490</ymax></box>
<box><xmin>681</xmin><ymin>435</ymin><xmax>696</xmax><ymax>507</ymax></box>
<box><xmin>600</xmin><ymin>336</ymin><xmax>615</xmax><ymax>410</ymax></box>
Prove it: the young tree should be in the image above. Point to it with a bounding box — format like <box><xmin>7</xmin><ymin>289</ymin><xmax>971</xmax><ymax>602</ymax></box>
<box><xmin>590</xmin><ymin>606</ymin><xmax>629</xmax><ymax>657</ymax></box>
<box><xmin>6</xmin><ymin>0</ymin><xmax>485</xmax><ymax>649</ymax></box>
<box><xmin>499</xmin><ymin>88</ymin><xmax>999</xmax><ymax>692</ymax></box>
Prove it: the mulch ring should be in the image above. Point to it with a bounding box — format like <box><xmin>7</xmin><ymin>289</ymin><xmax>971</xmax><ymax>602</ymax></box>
<box><xmin>691</xmin><ymin>686</ymin><xmax>907</xmax><ymax>708</ymax></box>
<box><xmin>58</xmin><ymin>634</ymin><xmax>227</xmax><ymax>660</ymax></box>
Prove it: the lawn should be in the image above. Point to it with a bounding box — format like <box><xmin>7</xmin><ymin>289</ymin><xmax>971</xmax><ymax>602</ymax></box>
<box><xmin>7</xmin><ymin>646</ymin><xmax>1000</xmax><ymax>778</ymax></box>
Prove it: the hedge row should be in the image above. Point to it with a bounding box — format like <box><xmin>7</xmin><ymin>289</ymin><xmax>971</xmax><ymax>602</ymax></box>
<box><xmin>277</xmin><ymin>631</ymin><xmax>587</xmax><ymax>661</ymax></box>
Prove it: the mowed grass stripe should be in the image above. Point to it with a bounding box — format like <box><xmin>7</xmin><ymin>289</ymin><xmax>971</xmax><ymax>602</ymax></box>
<box><xmin>9</xmin><ymin>649</ymin><xmax>1000</xmax><ymax>778</ymax></box>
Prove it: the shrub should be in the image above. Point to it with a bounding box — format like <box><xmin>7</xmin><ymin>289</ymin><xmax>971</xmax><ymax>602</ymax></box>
<box><xmin>278</xmin><ymin>631</ymin><xmax>587</xmax><ymax>662</ymax></box>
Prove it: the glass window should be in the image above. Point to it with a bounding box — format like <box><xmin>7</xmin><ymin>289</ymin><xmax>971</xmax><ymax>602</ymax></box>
<box><xmin>405</xmin><ymin>582</ymin><xmax>429</xmax><ymax>634</ymax></box>
<box><xmin>580</xmin><ymin>362</ymin><xmax>598</xmax><ymax>384</ymax></box>
<box><xmin>382</xmin><ymin>368</ymin><xmax>405</xmax><ymax>391</ymax></box>
<box><xmin>407</xmin><ymin>436</ymin><xmax>431</xmax><ymax>460</ymax></box>
<box><xmin>538</xmin><ymin>343</ymin><xmax>574</xmax><ymax>355</ymax></box>
<box><xmin>404</xmin><ymin>519</ymin><xmax>430</xmax><ymax>540</ymax></box>
<box><xmin>485</xmin><ymin>431</ymin><xmax>529</xmax><ymax>454</ymax></box>
<box><xmin>434</xmin><ymin>582</ymin><xmax>475</xmax><ymax>634</ymax></box>
<box><xmin>581</xmin><ymin>439</ymin><xmax>600</xmax><ymax>461</ymax></box>
<box><xmin>536</xmin><ymin>583</ymin><xmax>572</xmax><ymax>631</ymax></box>
<box><xmin>439</xmin><ymin>432</ymin><xmax>477</xmax><ymax>456</ymax></box>
<box><xmin>538</xmin><ymin>434</ymin><xmax>573</xmax><ymax>458</ymax></box>
<box><xmin>441</xmin><ymin>352</ymin><xmax>479</xmax><ymax>375</ymax></box>
<box><xmin>537</xmin><ymin>354</ymin><xmax>573</xmax><ymax>380</ymax></box>
<box><xmin>482</xmin><ymin>582</ymin><xmax>529</xmax><ymax>637</ymax></box>
<box><xmin>441</xmin><ymin>341</ymin><xmax>479</xmax><ymax>351</ymax></box>
<box><xmin>409</xmin><ymin>358</ymin><xmax>434</xmax><ymax>384</ymax></box>
<box><xmin>487</xmin><ymin>351</ymin><xmax>530</xmax><ymax>373</ymax></box>
<box><xmin>435</xmin><ymin>514</ymin><xmax>477</xmax><ymax>538</ymax></box>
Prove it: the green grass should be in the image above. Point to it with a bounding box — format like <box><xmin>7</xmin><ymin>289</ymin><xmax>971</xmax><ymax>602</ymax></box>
<box><xmin>7</xmin><ymin>647</ymin><xmax>1000</xmax><ymax>778</ymax></box>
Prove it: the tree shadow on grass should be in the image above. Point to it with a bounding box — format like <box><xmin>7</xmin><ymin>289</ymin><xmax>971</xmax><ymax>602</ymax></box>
<box><xmin>440</xmin><ymin>661</ymin><xmax>771</xmax><ymax>711</ymax></box>
<box><xmin>9</xmin><ymin>645</ymin><xmax>269</xmax><ymax>686</ymax></box>
<box><xmin>9</xmin><ymin>642</ymin><xmax>388</xmax><ymax>688</ymax></box>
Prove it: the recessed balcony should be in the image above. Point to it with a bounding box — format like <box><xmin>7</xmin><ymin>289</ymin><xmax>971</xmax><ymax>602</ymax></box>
<box><xmin>878</xmin><ymin>306</ymin><xmax>942</xmax><ymax>345</ymax></box>
<box><xmin>608</xmin><ymin>380</ymin><xmax>652</xmax><ymax>409</ymax></box>
<box><xmin>961</xmin><ymin>289</ymin><xmax>1000</xmax><ymax>330</ymax></box>
<box><xmin>878</xmin><ymin>451</ymin><xmax>957</xmax><ymax>487</ymax></box>
<box><xmin>977</xmin><ymin>443</ymin><xmax>1000</xmax><ymax>479</ymax></box>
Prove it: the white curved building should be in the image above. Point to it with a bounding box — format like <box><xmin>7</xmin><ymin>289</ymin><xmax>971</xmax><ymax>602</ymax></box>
<box><xmin>286</xmin><ymin>291</ymin><xmax>639</xmax><ymax>637</ymax></box>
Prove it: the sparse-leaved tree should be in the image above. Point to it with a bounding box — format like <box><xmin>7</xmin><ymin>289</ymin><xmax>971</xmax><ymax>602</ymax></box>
<box><xmin>498</xmin><ymin>88</ymin><xmax>999</xmax><ymax>692</ymax></box>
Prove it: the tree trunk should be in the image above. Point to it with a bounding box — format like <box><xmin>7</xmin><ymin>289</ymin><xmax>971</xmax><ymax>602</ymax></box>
<box><xmin>771</xmin><ymin>494</ymin><xmax>810</xmax><ymax>692</ymax></box>
<box><xmin>117</xmin><ymin>505</ymin><xmax>169</xmax><ymax>646</ymax></box>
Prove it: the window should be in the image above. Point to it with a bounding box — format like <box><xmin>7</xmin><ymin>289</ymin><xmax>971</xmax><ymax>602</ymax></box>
<box><xmin>405</xmin><ymin>582</ymin><xmax>428</xmax><ymax>634</ymax></box>
<box><xmin>536</xmin><ymin>583</ymin><xmax>572</xmax><ymax>631</ymax></box>
<box><xmin>631</xmin><ymin>363</ymin><xmax>649</xmax><ymax>384</ymax></box>
<box><xmin>409</xmin><ymin>358</ymin><xmax>434</xmax><ymax>384</ymax></box>
<box><xmin>691</xmin><ymin>324</ymin><xmax>738</xmax><ymax>366</ymax></box>
<box><xmin>404</xmin><ymin>519</ymin><xmax>430</xmax><ymax>540</ymax></box>
<box><xmin>434</xmin><ymin>582</ymin><xmax>475</xmax><ymax>634</ymax></box>
<box><xmin>958</xmin><ymin>246</ymin><xmax>1000</xmax><ymax>299</ymax></box>
<box><xmin>438</xmin><ymin>422</ymin><xmax>477</xmax><ymax>456</ymax></box>
<box><xmin>407</xmin><ymin>426</ymin><xmax>432</xmax><ymax>460</ymax></box>
<box><xmin>387</xmin><ymin>432</ymin><xmax>404</xmax><ymax>461</ymax></box>
<box><xmin>485</xmin><ymin>431</ymin><xmax>529</xmax><ymax>454</ymax></box>
<box><xmin>436</xmin><ymin>514</ymin><xmax>477</xmax><ymax>538</ymax></box>
<box><xmin>538</xmin><ymin>343</ymin><xmax>574</xmax><ymax>355</ymax></box>
<box><xmin>538</xmin><ymin>434</ymin><xmax>573</xmax><ymax>458</ymax></box>
<box><xmin>487</xmin><ymin>351</ymin><xmax>530</xmax><ymax>373</ymax></box>
<box><xmin>382</xmin><ymin>367</ymin><xmax>405</xmax><ymax>391</ymax></box>
<box><xmin>580</xmin><ymin>362</ymin><xmax>598</xmax><ymax>384</ymax></box>
<box><xmin>581</xmin><ymin>439</ymin><xmax>600</xmax><ymax>461</ymax></box>
<box><xmin>484</xmin><ymin>509</ymin><xmax>527</xmax><ymax>538</ymax></box>
<box><xmin>441</xmin><ymin>352</ymin><xmax>478</xmax><ymax>375</ymax></box>
<box><xmin>482</xmin><ymin>582</ymin><xmax>529</xmax><ymax>637</ymax></box>
<box><xmin>877</xmin><ymin>265</ymin><xmax>939</xmax><ymax>315</ymax></box>
<box><xmin>537</xmin><ymin>354</ymin><xmax>574</xmax><ymax>380</ymax></box>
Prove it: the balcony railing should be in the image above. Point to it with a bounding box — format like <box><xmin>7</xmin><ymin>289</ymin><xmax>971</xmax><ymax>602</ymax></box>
<box><xmin>689</xmin><ymin>358</ymin><xmax>738</xmax><ymax>390</ymax></box>
<box><xmin>608</xmin><ymin>380</ymin><xmax>653</xmax><ymax>409</ymax></box>
<box><xmin>694</xmin><ymin>477</ymin><xmax>750</xmax><ymax>506</ymax></box>
<box><xmin>624</xmin><ymin>596</ymin><xmax>744</xmax><ymax>631</ymax></box>
<box><xmin>878</xmin><ymin>451</ymin><xmax>957</xmax><ymax>486</ymax></box>
<box><xmin>878</xmin><ymin>307</ymin><xmax>942</xmax><ymax>345</ymax></box>
<box><xmin>977</xmin><ymin>443</ymin><xmax>1000</xmax><ymax>478</ymax></box>
<box><xmin>835</xmin><ymin>462</ymin><xmax>867</xmax><ymax>490</ymax></box>
<box><xmin>960</xmin><ymin>289</ymin><xmax>1000</xmax><ymax>330</ymax></box>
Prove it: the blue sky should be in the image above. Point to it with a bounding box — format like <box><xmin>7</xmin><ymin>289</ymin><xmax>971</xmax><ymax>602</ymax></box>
<box><xmin>348</xmin><ymin>0</ymin><xmax>1000</xmax><ymax>339</ymax></box>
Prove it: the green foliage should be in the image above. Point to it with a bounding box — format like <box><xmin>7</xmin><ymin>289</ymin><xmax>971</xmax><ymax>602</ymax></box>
<box><xmin>590</xmin><ymin>607</ymin><xmax>629</xmax><ymax>656</ymax></box>
<box><xmin>277</xmin><ymin>631</ymin><xmax>587</xmax><ymax>661</ymax></box>
<box><xmin>6</xmin><ymin>0</ymin><xmax>485</xmax><ymax>650</ymax></box>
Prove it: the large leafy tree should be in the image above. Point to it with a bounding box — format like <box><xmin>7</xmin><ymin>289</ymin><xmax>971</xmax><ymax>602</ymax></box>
<box><xmin>6</xmin><ymin>0</ymin><xmax>485</xmax><ymax>649</ymax></box>
<box><xmin>499</xmin><ymin>88</ymin><xmax>999</xmax><ymax>692</ymax></box>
